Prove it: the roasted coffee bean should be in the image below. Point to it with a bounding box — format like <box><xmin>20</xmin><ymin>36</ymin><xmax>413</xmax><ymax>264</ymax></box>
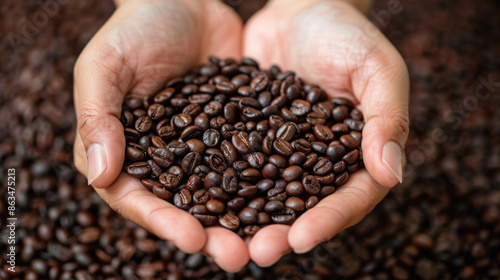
<box><xmin>232</xmin><ymin>132</ymin><xmax>252</xmax><ymax>154</ymax></box>
<box><xmin>292</xmin><ymin>139</ymin><xmax>312</xmax><ymax>154</ymax></box>
<box><xmin>286</xmin><ymin>181</ymin><xmax>304</xmax><ymax>196</ymax></box>
<box><xmin>262</xmin><ymin>163</ymin><xmax>279</xmax><ymax>179</ymax></box>
<box><xmin>126</xmin><ymin>142</ymin><xmax>146</xmax><ymax>161</ymax></box>
<box><xmin>242</xmin><ymin>106</ymin><xmax>263</xmax><ymax>121</ymax></box>
<box><xmin>282</xmin><ymin>166</ymin><xmax>303</xmax><ymax>182</ymax></box>
<box><xmin>208</xmin><ymin>187</ymin><xmax>231</xmax><ymax>201</ymax></box>
<box><xmin>276</xmin><ymin>122</ymin><xmax>297</xmax><ymax>141</ymax></box>
<box><xmin>346</xmin><ymin>162</ymin><xmax>359</xmax><ymax>173</ymax></box>
<box><xmin>334</xmin><ymin>172</ymin><xmax>349</xmax><ymax>187</ymax></box>
<box><xmin>303</xmin><ymin>175</ymin><xmax>321</xmax><ymax>195</ymax></box>
<box><xmin>290</xmin><ymin>99</ymin><xmax>311</xmax><ymax>116</ymax></box>
<box><xmin>316</xmin><ymin>173</ymin><xmax>335</xmax><ymax>185</ymax></box>
<box><xmin>306</xmin><ymin>196</ymin><xmax>319</xmax><ymax>209</ymax></box>
<box><xmin>206</xmin><ymin>199</ymin><xmax>225</xmax><ymax>214</ymax></box>
<box><xmin>215</xmin><ymin>81</ymin><xmax>237</xmax><ymax>94</ymax></box>
<box><xmin>250</xmin><ymin>75</ymin><xmax>269</xmax><ymax>92</ymax></box>
<box><xmin>243</xmin><ymin>225</ymin><xmax>261</xmax><ymax>236</ymax></box>
<box><xmin>331</xmin><ymin>123</ymin><xmax>349</xmax><ymax>135</ymax></box>
<box><xmin>173</xmin><ymin>189</ymin><xmax>192</xmax><ymax>210</ymax></box>
<box><xmin>203</xmin><ymin>172</ymin><xmax>223</xmax><ymax>189</ymax></box>
<box><xmin>142</xmin><ymin>178</ymin><xmax>162</xmax><ymax>191</ymax></box>
<box><xmin>238</xmin><ymin>207</ymin><xmax>258</xmax><ymax>225</ymax></box>
<box><xmin>238</xmin><ymin>185</ymin><xmax>259</xmax><ymax>199</ymax></box>
<box><xmin>227</xmin><ymin>197</ymin><xmax>246</xmax><ymax>211</ymax></box>
<box><xmin>185</xmin><ymin>139</ymin><xmax>205</xmax><ymax>154</ymax></box>
<box><xmin>204</xmin><ymin>101</ymin><xmax>223</xmax><ymax>117</ymax></box>
<box><xmin>306</xmin><ymin>112</ymin><xmax>326</xmax><ymax>125</ymax></box>
<box><xmin>181</xmin><ymin>152</ymin><xmax>202</xmax><ymax>175</ymax></box>
<box><xmin>193</xmin><ymin>189</ymin><xmax>210</xmax><ymax>204</ymax></box>
<box><xmin>167</xmin><ymin>141</ymin><xmax>189</xmax><ymax>156</ymax></box>
<box><xmin>127</xmin><ymin>162</ymin><xmax>151</xmax><ymax>178</ymax></box>
<box><xmin>333</xmin><ymin>106</ymin><xmax>350</xmax><ymax>122</ymax></box>
<box><xmin>285</xmin><ymin>197</ymin><xmax>305</xmax><ymax>212</ymax></box>
<box><xmin>314</xmin><ymin>124</ymin><xmax>335</xmax><ymax>142</ymax></box>
<box><xmin>240</xmin><ymin>168</ymin><xmax>261</xmax><ymax>182</ymax></box>
<box><xmin>158</xmin><ymin>125</ymin><xmax>176</xmax><ymax>140</ymax></box>
<box><xmin>151</xmin><ymin>149</ymin><xmax>174</xmax><ymax>168</ymax></box>
<box><xmin>172</xmin><ymin>114</ymin><xmax>193</xmax><ymax>129</ymax></box>
<box><xmin>313</xmin><ymin>158</ymin><xmax>333</xmax><ymax>176</ymax></box>
<box><xmin>289</xmin><ymin>152</ymin><xmax>306</xmax><ymax>166</ymax></box>
<box><xmin>343</xmin><ymin>149</ymin><xmax>359</xmax><ymax>165</ymax></box>
<box><xmin>210</xmin><ymin>116</ymin><xmax>226</xmax><ymax>130</ymax></box>
<box><xmin>152</xmin><ymin>185</ymin><xmax>173</xmax><ymax>200</ymax></box>
<box><xmin>245</xmin><ymin>152</ymin><xmax>266</xmax><ymax>169</ymax></box>
<box><xmin>340</xmin><ymin>134</ymin><xmax>359</xmax><ymax>149</ymax></box>
<box><xmin>159</xmin><ymin>173</ymin><xmax>180</xmax><ymax>190</ymax></box>
<box><xmin>148</xmin><ymin>103</ymin><xmax>165</xmax><ymax>120</ymax></box>
<box><xmin>281</xmin><ymin>108</ymin><xmax>298</xmax><ymax>122</ymax></box>
<box><xmin>194</xmin><ymin>113</ymin><xmax>210</xmax><ymax>131</ymax></box>
<box><xmin>271</xmin><ymin>208</ymin><xmax>296</xmax><ymax>224</ymax></box>
<box><xmin>233</xmin><ymin>160</ymin><xmax>250</xmax><ymax>172</ymax></box>
<box><xmin>180</xmin><ymin>125</ymin><xmax>202</xmax><ymax>141</ymax></box>
<box><xmin>121</xmin><ymin>110</ymin><xmax>135</xmax><ymax>127</ymax></box>
<box><xmin>273</xmin><ymin>138</ymin><xmax>293</xmax><ymax>157</ymax></box>
<box><xmin>147</xmin><ymin>159</ymin><xmax>162</xmax><ymax>178</ymax></box>
<box><xmin>269</xmin><ymin>155</ymin><xmax>288</xmax><ymax>168</ymax></box>
<box><xmin>267</xmin><ymin>187</ymin><xmax>288</xmax><ymax>201</ymax></box>
<box><xmin>135</xmin><ymin>116</ymin><xmax>152</xmax><ymax>133</ymax></box>
<box><xmin>344</xmin><ymin>118</ymin><xmax>364</xmax><ymax>132</ymax></box>
<box><xmin>202</xmin><ymin>129</ymin><xmax>220</xmax><ymax>147</ymax></box>
<box><xmin>319</xmin><ymin>186</ymin><xmax>336</xmax><ymax>197</ymax></box>
<box><xmin>333</xmin><ymin>160</ymin><xmax>346</xmax><ymax>174</ymax></box>
<box><xmin>219</xmin><ymin>214</ymin><xmax>240</xmax><ymax>231</ymax></box>
<box><xmin>311</xmin><ymin>141</ymin><xmax>328</xmax><ymax>154</ymax></box>
<box><xmin>327</xmin><ymin>142</ymin><xmax>347</xmax><ymax>162</ymax></box>
<box><xmin>186</xmin><ymin>174</ymin><xmax>202</xmax><ymax>192</ymax></box>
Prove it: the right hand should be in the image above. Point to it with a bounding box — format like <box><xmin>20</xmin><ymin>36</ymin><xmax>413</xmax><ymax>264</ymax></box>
<box><xmin>73</xmin><ymin>0</ymin><xmax>249</xmax><ymax>271</ymax></box>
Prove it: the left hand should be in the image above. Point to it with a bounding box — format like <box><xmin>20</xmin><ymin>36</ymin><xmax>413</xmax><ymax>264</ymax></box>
<box><xmin>243</xmin><ymin>0</ymin><xmax>410</xmax><ymax>266</ymax></box>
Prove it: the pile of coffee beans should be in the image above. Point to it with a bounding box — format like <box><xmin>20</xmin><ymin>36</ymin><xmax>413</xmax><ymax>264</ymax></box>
<box><xmin>121</xmin><ymin>56</ymin><xmax>364</xmax><ymax>236</ymax></box>
<box><xmin>2</xmin><ymin>0</ymin><xmax>500</xmax><ymax>278</ymax></box>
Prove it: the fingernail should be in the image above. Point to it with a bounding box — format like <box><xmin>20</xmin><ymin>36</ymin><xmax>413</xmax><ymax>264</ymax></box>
<box><xmin>87</xmin><ymin>144</ymin><xmax>107</xmax><ymax>185</ymax></box>
<box><xmin>293</xmin><ymin>245</ymin><xmax>315</xmax><ymax>254</ymax></box>
<box><xmin>382</xmin><ymin>141</ymin><xmax>403</xmax><ymax>183</ymax></box>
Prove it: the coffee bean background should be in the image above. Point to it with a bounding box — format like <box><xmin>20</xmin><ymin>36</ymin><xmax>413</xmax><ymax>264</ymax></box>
<box><xmin>1</xmin><ymin>0</ymin><xmax>499</xmax><ymax>279</ymax></box>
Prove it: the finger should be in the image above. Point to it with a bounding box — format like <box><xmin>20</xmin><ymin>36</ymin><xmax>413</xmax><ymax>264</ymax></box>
<box><xmin>249</xmin><ymin>225</ymin><xmax>291</xmax><ymax>267</ymax></box>
<box><xmin>94</xmin><ymin>173</ymin><xmax>206</xmax><ymax>253</ymax></box>
<box><xmin>288</xmin><ymin>170</ymin><xmax>389</xmax><ymax>253</ymax></box>
<box><xmin>202</xmin><ymin>227</ymin><xmax>250</xmax><ymax>272</ymax></box>
<box><xmin>354</xmin><ymin>49</ymin><xmax>410</xmax><ymax>187</ymax></box>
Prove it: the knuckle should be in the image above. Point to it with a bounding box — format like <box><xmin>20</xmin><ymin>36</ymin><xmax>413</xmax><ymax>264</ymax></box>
<box><xmin>390</xmin><ymin>111</ymin><xmax>410</xmax><ymax>140</ymax></box>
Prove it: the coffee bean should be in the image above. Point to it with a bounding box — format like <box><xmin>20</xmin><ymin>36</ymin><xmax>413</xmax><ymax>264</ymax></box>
<box><xmin>151</xmin><ymin>149</ymin><xmax>174</xmax><ymax>168</ymax></box>
<box><xmin>306</xmin><ymin>196</ymin><xmax>319</xmax><ymax>209</ymax></box>
<box><xmin>340</xmin><ymin>134</ymin><xmax>359</xmax><ymax>149</ymax></box>
<box><xmin>327</xmin><ymin>143</ymin><xmax>347</xmax><ymax>162</ymax></box>
<box><xmin>273</xmin><ymin>138</ymin><xmax>293</xmax><ymax>157</ymax></box>
<box><xmin>193</xmin><ymin>189</ymin><xmax>210</xmax><ymax>204</ymax></box>
<box><xmin>276</xmin><ymin>122</ymin><xmax>297</xmax><ymax>141</ymax></box>
<box><xmin>334</xmin><ymin>172</ymin><xmax>349</xmax><ymax>187</ymax></box>
<box><xmin>313</xmin><ymin>158</ymin><xmax>333</xmax><ymax>176</ymax></box>
<box><xmin>159</xmin><ymin>173</ymin><xmax>180</xmax><ymax>190</ymax></box>
<box><xmin>267</xmin><ymin>187</ymin><xmax>287</xmax><ymax>201</ymax></box>
<box><xmin>206</xmin><ymin>199</ymin><xmax>225</xmax><ymax>214</ymax></box>
<box><xmin>127</xmin><ymin>162</ymin><xmax>151</xmax><ymax>178</ymax></box>
<box><xmin>152</xmin><ymin>185</ymin><xmax>173</xmax><ymax>200</ymax></box>
<box><xmin>238</xmin><ymin>207</ymin><xmax>258</xmax><ymax>225</ymax></box>
<box><xmin>290</xmin><ymin>100</ymin><xmax>311</xmax><ymax>116</ymax></box>
<box><xmin>344</xmin><ymin>118</ymin><xmax>364</xmax><ymax>132</ymax></box>
<box><xmin>227</xmin><ymin>197</ymin><xmax>246</xmax><ymax>211</ymax></box>
<box><xmin>167</xmin><ymin>141</ymin><xmax>190</xmax><ymax>157</ymax></box>
<box><xmin>282</xmin><ymin>166</ymin><xmax>303</xmax><ymax>182</ymax></box>
<box><xmin>343</xmin><ymin>150</ymin><xmax>359</xmax><ymax>165</ymax></box>
<box><xmin>135</xmin><ymin>116</ymin><xmax>152</xmax><ymax>133</ymax></box>
<box><xmin>285</xmin><ymin>197</ymin><xmax>305</xmax><ymax>212</ymax></box>
<box><xmin>303</xmin><ymin>175</ymin><xmax>321</xmax><ymax>195</ymax></box>
<box><xmin>208</xmin><ymin>187</ymin><xmax>230</xmax><ymax>201</ymax></box>
<box><xmin>172</xmin><ymin>114</ymin><xmax>193</xmax><ymax>129</ymax></box>
<box><xmin>250</xmin><ymin>75</ymin><xmax>269</xmax><ymax>92</ymax></box>
<box><xmin>245</xmin><ymin>152</ymin><xmax>266</xmax><ymax>169</ymax></box>
<box><xmin>240</xmin><ymin>168</ymin><xmax>261</xmax><ymax>182</ymax></box>
<box><xmin>286</xmin><ymin>181</ymin><xmax>304</xmax><ymax>196</ymax></box>
<box><xmin>314</xmin><ymin>124</ymin><xmax>335</xmax><ymax>142</ymax></box>
<box><xmin>219</xmin><ymin>214</ymin><xmax>240</xmax><ymax>231</ymax></box>
<box><xmin>319</xmin><ymin>186</ymin><xmax>336</xmax><ymax>197</ymax></box>
<box><xmin>126</xmin><ymin>142</ymin><xmax>146</xmax><ymax>161</ymax></box>
<box><xmin>333</xmin><ymin>160</ymin><xmax>346</xmax><ymax>174</ymax></box>
<box><xmin>186</xmin><ymin>174</ymin><xmax>202</xmax><ymax>192</ymax></box>
<box><xmin>271</xmin><ymin>208</ymin><xmax>296</xmax><ymax>224</ymax></box>
<box><xmin>232</xmin><ymin>132</ymin><xmax>252</xmax><ymax>154</ymax></box>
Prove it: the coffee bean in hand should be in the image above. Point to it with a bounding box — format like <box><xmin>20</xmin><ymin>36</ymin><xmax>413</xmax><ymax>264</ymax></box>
<box><xmin>121</xmin><ymin>56</ymin><xmax>365</xmax><ymax>238</ymax></box>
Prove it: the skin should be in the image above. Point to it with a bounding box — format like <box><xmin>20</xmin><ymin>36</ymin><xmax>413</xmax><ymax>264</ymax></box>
<box><xmin>73</xmin><ymin>0</ymin><xmax>409</xmax><ymax>271</ymax></box>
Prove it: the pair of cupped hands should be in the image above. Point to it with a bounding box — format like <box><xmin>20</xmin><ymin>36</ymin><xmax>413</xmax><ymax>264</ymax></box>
<box><xmin>73</xmin><ymin>0</ymin><xmax>409</xmax><ymax>272</ymax></box>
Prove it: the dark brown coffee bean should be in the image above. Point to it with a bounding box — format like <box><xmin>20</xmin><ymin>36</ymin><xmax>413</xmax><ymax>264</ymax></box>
<box><xmin>276</xmin><ymin>122</ymin><xmax>297</xmax><ymax>141</ymax></box>
<box><xmin>267</xmin><ymin>187</ymin><xmax>287</xmax><ymax>201</ymax></box>
<box><xmin>316</xmin><ymin>173</ymin><xmax>335</xmax><ymax>185</ymax></box>
<box><xmin>159</xmin><ymin>173</ymin><xmax>180</xmax><ymax>190</ymax></box>
<box><xmin>250</xmin><ymin>75</ymin><xmax>269</xmax><ymax>92</ymax></box>
<box><xmin>331</xmin><ymin>123</ymin><xmax>349</xmax><ymax>135</ymax></box>
<box><xmin>121</xmin><ymin>110</ymin><xmax>135</xmax><ymax>127</ymax></box>
<box><xmin>243</xmin><ymin>225</ymin><xmax>261</xmax><ymax>236</ymax></box>
<box><xmin>327</xmin><ymin>143</ymin><xmax>347</xmax><ymax>162</ymax></box>
<box><xmin>127</xmin><ymin>162</ymin><xmax>151</xmax><ymax>178</ymax></box>
<box><xmin>185</xmin><ymin>139</ymin><xmax>205</xmax><ymax>154</ymax></box>
<box><xmin>193</xmin><ymin>189</ymin><xmax>210</xmax><ymax>204</ymax></box>
<box><xmin>333</xmin><ymin>160</ymin><xmax>346</xmax><ymax>174</ymax></box>
<box><xmin>147</xmin><ymin>159</ymin><xmax>162</xmax><ymax>178</ymax></box>
<box><xmin>334</xmin><ymin>171</ymin><xmax>349</xmax><ymax>187</ymax></box>
<box><xmin>232</xmin><ymin>132</ymin><xmax>252</xmax><ymax>154</ymax></box>
<box><xmin>319</xmin><ymin>186</ymin><xmax>336</xmax><ymax>197</ymax></box>
<box><xmin>204</xmin><ymin>101</ymin><xmax>223</xmax><ymax>117</ymax></box>
<box><xmin>314</xmin><ymin>124</ymin><xmax>335</xmax><ymax>142</ymax></box>
<box><xmin>240</xmin><ymin>168</ymin><xmax>261</xmax><ymax>182</ymax></box>
<box><xmin>262</xmin><ymin>163</ymin><xmax>279</xmax><ymax>179</ymax></box>
<box><xmin>303</xmin><ymin>153</ymin><xmax>318</xmax><ymax>170</ymax></box>
<box><xmin>194</xmin><ymin>113</ymin><xmax>210</xmax><ymax>131</ymax></box>
<box><xmin>344</xmin><ymin>118</ymin><xmax>364</xmax><ymax>132</ymax></box>
<box><xmin>342</xmin><ymin>149</ymin><xmax>359</xmax><ymax>165</ymax></box>
<box><xmin>167</xmin><ymin>141</ymin><xmax>190</xmax><ymax>156</ymax></box>
<box><xmin>202</xmin><ymin>129</ymin><xmax>220</xmax><ymax>148</ymax></box>
<box><xmin>181</xmin><ymin>84</ymin><xmax>198</xmax><ymax>95</ymax></box>
<box><xmin>290</xmin><ymin>99</ymin><xmax>311</xmax><ymax>116</ymax></box>
<box><xmin>180</xmin><ymin>125</ymin><xmax>202</xmax><ymax>141</ymax></box>
<box><xmin>227</xmin><ymin>197</ymin><xmax>246</xmax><ymax>211</ymax></box>
<box><xmin>125</xmin><ymin>128</ymin><xmax>140</xmax><ymax>142</ymax></box>
<box><xmin>152</xmin><ymin>185</ymin><xmax>173</xmax><ymax>200</ymax></box>
<box><xmin>311</xmin><ymin>141</ymin><xmax>328</xmax><ymax>154</ymax></box>
<box><xmin>292</xmin><ymin>139</ymin><xmax>312</xmax><ymax>154</ymax></box>
<box><xmin>305</xmin><ymin>196</ymin><xmax>319</xmax><ymax>209</ymax></box>
<box><xmin>208</xmin><ymin>187</ymin><xmax>230</xmax><ymax>201</ymax></box>
<box><xmin>264</xmin><ymin>200</ymin><xmax>284</xmax><ymax>213</ymax></box>
<box><xmin>208</xmin><ymin>153</ymin><xmax>226</xmax><ymax>173</ymax></box>
<box><xmin>206</xmin><ymin>199</ymin><xmax>225</xmax><ymax>214</ymax></box>
<box><xmin>141</xmin><ymin>178</ymin><xmax>162</xmax><ymax>191</ymax></box>
<box><xmin>303</xmin><ymin>175</ymin><xmax>321</xmax><ymax>195</ymax></box>
<box><xmin>216</xmin><ymin>81</ymin><xmax>237</xmax><ymax>94</ymax></box>
<box><xmin>286</xmin><ymin>181</ymin><xmax>304</xmax><ymax>196</ymax></box>
<box><xmin>282</xmin><ymin>166</ymin><xmax>303</xmax><ymax>182</ymax></box>
<box><xmin>135</xmin><ymin>116</ymin><xmax>152</xmax><ymax>133</ymax></box>
<box><xmin>239</xmin><ymin>207</ymin><xmax>258</xmax><ymax>225</ymax></box>
<box><xmin>222</xmin><ymin>168</ymin><xmax>238</xmax><ymax>194</ymax></box>
<box><xmin>158</xmin><ymin>125</ymin><xmax>176</xmax><ymax>140</ymax></box>
<box><xmin>186</xmin><ymin>174</ymin><xmax>202</xmax><ymax>192</ymax></box>
<box><xmin>233</xmin><ymin>160</ymin><xmax>250</xmax><ymax>172</ymax></box>
<box><xmin>151</xmin><ymin>149</ymin><xmax>174</xmax><ymax>168</ymax></box>
<box><xmin>346</xmin><ymin>162</ymin><xmax>359</xmax><ymax>173</ymax></box>
<box><xmin>173</xmin><ymin>189</ymin><xmax>192</xmax><ymax>210</ymax></box>
<box><xmin>172</xmin><ymin>114</ymin><xmax>193</xmax><ymax>129</ymax></box>
<box><xmin>333</xmin><ymin>106</ymin><xmax>349</xmax><ymax>122</ymax></box>
<box><xmin>285</xmin><ymin>197</ymin><xmax>305</xmax><ymax>212</ymax></box>
<box><xmin>340</xmin><ymin>134</ymin><xmax>360</xmax><ymax>149</ymax></box>
<box><xmin>126</xmin><ymin>142</ymin><xmax>146</xmax><ymax>161</ymax></box>
<box><xmin>271</xmin><ymin>208</ymin><xmax>296</xmax><ymax>224</ymax></box>
<box><xmin>306</xmin><ymin>112</ymin><xmax>326</xmax><ymax>125</ymax></box>
<box><xmin>245</xmin><ymin>152</ymin><xmax>266</xmax><ymax>169</ymax></box>
<box><xmin>148</xmin><ymin>103</ymin><xmax>165</xmax><ymax>120</ymax></box>
<box><xmin>281</xmin><ymin>108</ymin><xmax>299</xmax><ymax>122</ymax></box>
<box><xmin>190</xmin><ymin>205</ymin><xmax>217</xmax><ymax>227</ymax></box>
<box><xmin>219</xmin><ymin>214</ymin><xmax>240</xmax><ymax>231</ymax></box>
<box><xmin>313</xmin><ymin>158</ymin><xmax>333</xmax><ymax>175</ymax></box>
<box><xmin>203</xmin><ymin>172</ymin><xmax>222</xmax><ymax>189</ymax></box>
<box><xmin>242</xmin><ymin>106</ymin><xmax>263</xmax><ymax>121</ymax></box>
<box><xmin>289</xmin><ymin>152</ymin><xmax>306</xmax><ymax>166</ymax></box>
<box><xmin>273</xmin><ymin>138</ymin><xmax>293</xmax><ymax>157</ymax></box>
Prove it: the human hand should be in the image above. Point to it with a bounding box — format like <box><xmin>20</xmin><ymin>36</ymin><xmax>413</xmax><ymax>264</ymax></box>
<box><xmin>73</xmin><ymin>0</ymin><xmax>249</xmax><ymax>271</ymax></box>
<box><xmin>243</xmin><ymin>0</ymin><xmax>409</xmax><ymax>266</ymax></box>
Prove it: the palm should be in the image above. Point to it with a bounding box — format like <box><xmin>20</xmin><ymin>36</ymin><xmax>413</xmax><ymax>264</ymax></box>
<box><xmin>243</xmin><ymin>1</ymin><xmax>390</xmax><ymax>265</ymax></box>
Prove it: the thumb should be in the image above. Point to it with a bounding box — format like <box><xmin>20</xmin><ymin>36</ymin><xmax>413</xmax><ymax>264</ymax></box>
<box><xmin>74</xmin><ymin>49</ymin><xmax>130</xmax><ymax>188</ymax></box>
<box><xmin>356</xmin><ymin>53</ymin><xmax>410</xmax><ymax>188</ymax></box>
